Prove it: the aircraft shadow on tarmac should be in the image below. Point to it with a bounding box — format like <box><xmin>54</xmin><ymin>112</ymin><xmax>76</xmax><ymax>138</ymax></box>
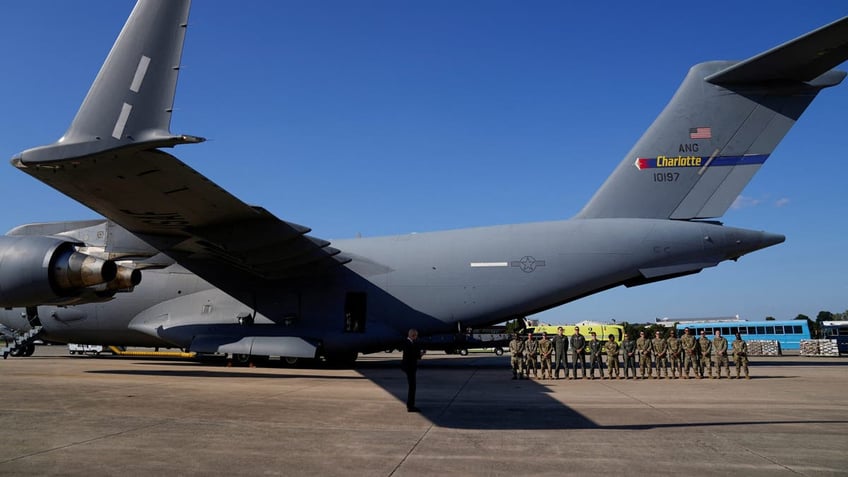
<box><xmin>83</xmin><ymin>354</ymin><xmax>846</xmax><ymax>431</ymax></box>
<box><xmin>88</xmin><ymin>369</ymin><xmax>367</xmax><ymax>380</ymax></box>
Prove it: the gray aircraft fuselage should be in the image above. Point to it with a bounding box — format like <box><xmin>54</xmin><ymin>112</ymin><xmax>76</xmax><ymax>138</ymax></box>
<box><xmin>0</xmin><ymin>218</ymin><xmax>780</xmax><ymax>354</ymax></box>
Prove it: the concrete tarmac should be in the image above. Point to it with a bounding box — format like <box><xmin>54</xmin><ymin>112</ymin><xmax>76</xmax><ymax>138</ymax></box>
<box><xmin>1</xmin><ymin>346</ymin><xmax>846</xmax><ymax>476</ymax></box>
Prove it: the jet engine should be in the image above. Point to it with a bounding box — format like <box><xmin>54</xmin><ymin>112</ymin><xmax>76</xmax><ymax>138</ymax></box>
<box><xmin>0</xmin><ymin>235</ymin><xmax>138</xmax><ymax>307</ymax></box>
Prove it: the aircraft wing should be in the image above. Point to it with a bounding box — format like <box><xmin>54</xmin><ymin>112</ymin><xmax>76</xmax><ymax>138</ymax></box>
<box><xmin>15</xmin><ymin>147</ymin><xmax>349</xmax><ymax>283</ymax></box>
<box><xmin>11</xmin><ymin>0</ymin><xmax>348</xmax><ymax>292</ymax></box>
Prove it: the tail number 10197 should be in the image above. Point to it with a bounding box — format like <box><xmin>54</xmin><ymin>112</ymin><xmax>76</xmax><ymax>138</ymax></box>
<box><xmin>653</xmin><ymin>172</ymin><xmax>680</xmax><ymax>182</ymax></box>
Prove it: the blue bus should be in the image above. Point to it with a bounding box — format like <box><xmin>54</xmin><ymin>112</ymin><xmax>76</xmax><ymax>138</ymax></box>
<box><xmin>673</xmin><ymin>320</ymin><xmax>811</xmax><ymax>351</ymax></box>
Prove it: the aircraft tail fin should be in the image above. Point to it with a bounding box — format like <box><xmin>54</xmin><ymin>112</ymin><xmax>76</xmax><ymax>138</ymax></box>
<box><xmin>60</xmin><ymin>0</ymin><xmax>191</xmax><ymax>148</ymax></box>
<box><xmin>577</xmin><ymin>16</ymin><xmax>848</xmax><ymax>220</ymax></box>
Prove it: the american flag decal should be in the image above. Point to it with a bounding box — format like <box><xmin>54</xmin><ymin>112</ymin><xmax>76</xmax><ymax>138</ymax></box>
<box><xmin>689</xmin><ymin>127</ymin><xmax>712</xmax><ymax>139</ymax></box>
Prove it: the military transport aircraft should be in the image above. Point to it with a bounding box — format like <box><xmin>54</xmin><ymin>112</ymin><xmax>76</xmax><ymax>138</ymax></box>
<box><xmin>1</xmin><ymin>1</ymin><xmax>847</xmax><ymax>363</ymax></box>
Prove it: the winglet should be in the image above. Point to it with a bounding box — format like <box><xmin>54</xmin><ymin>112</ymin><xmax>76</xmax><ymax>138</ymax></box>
<box><xmin>15</xmin><ymin>0</ymin><xmax>194</xmax><ymax>165</ymax></box>
<box><xmin>706</xmin><ymin>16</ymin><xmax>848</xmax><ymax>85</ymax></box>
<box><xmin>64</xmin><ymin>0</ymin><xmax>191</xmax><ymax>144</ymax></box>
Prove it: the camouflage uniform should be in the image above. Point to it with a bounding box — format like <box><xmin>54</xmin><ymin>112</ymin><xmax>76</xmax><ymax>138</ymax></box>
<box><xmin>552</xmin><ymin>331</ymin><xmax>569</xmax><ymax>379</ymax></box>
<box><xmin>570</xmin><ymin>332</ymin><xmax>587</xmax><ymax>379</ymax></box>
<box><xmin>621</xmin><ymin>336</ymin><xmax>637</xmax><ymax>379</ymax></box>
<box><xmin>508</xmin><ymin>335</ymin><xmax>525</xmax><ymax>379</ymax></box>
<box><xmin>636</xmin><ymin>334</ymin><xmax>652</xmax><ymax>379</ymax></box>
<box><xmin>524</xmin><ymin>335</ymin><xmax>539</xmax><ymax>378</ymax></box>
<box><xmin>713</xmin><ymin>333</ymin><xmax>731</xmax><ymax>378</ymax></box>
<box><xmin>732</xmin><ymin>335</ymin><xmax>749</xmax><ymax>379</ymax></box>
<box><xmin>605</xmin><ymin>339</ymin><xmax>621</xmax><ymax>379</ymax></box>
<box><xmin>666</xmin><ymin>334</ymin><xmax>682</xmax><ymax>378</ymax></box>
<box><xmin>698</xmin><ymin>333</ymin><xmax>714</xmax><ymax>378</ymax></box>
<box><xmin>538</xmin><ymin>335</ymin><xmax>553</xmax><ymax>379</ymax></box>
<box><xmin>652</xmin><ymin>332</ymin><xmax>669</xmax><ymax>378</ymax></box>
<box><xmin>588</xmin><ymin>337</ymin><xmax>604</xmax><ymax>379</ymax></box>
<box><xmin>680</xmin><ymin>330</ymin><xmax>698</xmax><ymax>378</ymax></box>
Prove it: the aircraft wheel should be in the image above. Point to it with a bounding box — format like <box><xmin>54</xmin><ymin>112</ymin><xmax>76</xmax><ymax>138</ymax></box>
<box><xmin>459</xmin><ymin>348</ymin><xmax>468</xmax><ymax>356</ymax></box>
<box><xmin>23</xmin><ymin>343</ymin><xmax>36</xmax><ymax>357</ymax></box>
<box><xmin>494</xmin><ymin>347</ymin><xmax>504</xmax><ymax>356</ymax></box>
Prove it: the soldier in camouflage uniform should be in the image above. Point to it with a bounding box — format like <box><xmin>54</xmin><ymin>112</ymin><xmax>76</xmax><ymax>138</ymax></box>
<box><xmin>732</xmin><ymin>332</ymin><xmax>750</xmax><ymax>379</ymax></box>
<box><xmin>570</xmin><ymin>326</ymin><xmax>587</xmax><ymax>379</ymax></box>
<box><xmin>552</xmin><ymin>326</ymin><xmax>569</xmax><ymax>379</ymax></box>
<box><xmin>652</xmin><ymin>330</ymin><xmax>669</xmax><ymax>379</ymax></box>
<box><xmin>524</xmin><ymin>332</ymin><xmax>539</xmax><ymax>379</ymax></box>
<box><xmin>588</xmin><ymin>332</ymin><xmax>605</xmax><ymax>379</ymax></box>
<box><xmin>636</xmin><ymin>331</ymin><xmax>652</xmax><ymax>379</ymax></box>
<box><xmin>666</xmin><ymin>330</ymin><xmax>682</xmax><ymax>378</ymax></box>
<box><xmin>508</xmin><ymin>333</ymin><xmax>525</xmax><ymax>379</ymax></box>
<box><xmin>698</xmin><ymin>330</ymin><xmax>714</xmax><ymax>379</ymax></box>
<box><xmin>605</xmin><ymin>334</ymin><xmax>621</xmax><ymax>379</ymax></box>
<box><xmin>538</xmin><ymin>332</ymin><xmax>553</xmax><ymax>379</ymax></box>
<box><xmin>713</xmin><ymin>330</ymin><xmax>731</xmax><ymax>379</ymax></box>
<box><xmin>680</xmin><ymin>328</ymin><xmax>698</xmax><ymax>379</ymax></box>
<box><xmin>621</xmin><ymin>333</ymin><xmax>637</xmax><ymax>379</ymax></box>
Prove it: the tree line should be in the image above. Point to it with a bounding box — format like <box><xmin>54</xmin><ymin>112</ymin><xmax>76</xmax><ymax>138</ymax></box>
<box><xmin>791</xmin><ymin>310</ymin><xmax>848</xmax><ymax>338</ymax></box>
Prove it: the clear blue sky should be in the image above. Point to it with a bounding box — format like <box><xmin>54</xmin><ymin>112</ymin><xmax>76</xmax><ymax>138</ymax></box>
<box><xmin>0</xmin><ymin>1</ymin><xmax>845</xmax><ymax>324</ymax></box>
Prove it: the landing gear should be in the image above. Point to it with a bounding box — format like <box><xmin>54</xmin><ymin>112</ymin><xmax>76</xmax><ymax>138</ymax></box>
<box><xmin>233</xmin><ymin>353</ymin><xmax>252</xmax><ymax>365</ymax></box>
<box><xmin>11</xmin><ymin>342</ymin><xmax>35</xmax><ymax>357</ymax></box>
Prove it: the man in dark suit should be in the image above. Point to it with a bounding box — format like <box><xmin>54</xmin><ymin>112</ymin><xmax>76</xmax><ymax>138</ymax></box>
<box><xmin>401</xmin><ymin>328</ymin><xmax>422</xmax><ymax>412</ymax></box>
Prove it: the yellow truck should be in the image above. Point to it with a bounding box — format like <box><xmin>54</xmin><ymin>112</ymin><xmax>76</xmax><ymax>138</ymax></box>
<box><xmin>528</xmin><ymin>323</ymin><xmax>624</xmax><ymax>349</ymax></box>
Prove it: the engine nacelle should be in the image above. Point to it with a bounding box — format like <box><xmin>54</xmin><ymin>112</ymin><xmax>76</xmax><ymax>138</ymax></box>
<box><xmin>109</xmin><ymin>265</ymin><xmax>142</xmax><ymax>290</ymax></box>
<box><xmin>0</xmin><ymin>235</ymin><xmax>120</xmax><ymax>307</ymax></box>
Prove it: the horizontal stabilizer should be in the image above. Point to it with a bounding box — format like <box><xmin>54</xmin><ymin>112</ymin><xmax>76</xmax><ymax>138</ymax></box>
<box><xmin>707</xmin><ymin>16</ymin><xmax>848</xmax><ymax>84</ymax></box>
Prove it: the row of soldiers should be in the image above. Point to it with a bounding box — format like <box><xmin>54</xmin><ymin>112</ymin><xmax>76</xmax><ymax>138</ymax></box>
<box><xmin>508</xmin><ymin>326</ymin><xmax>750</xmax><ymax>380</ymax></box>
